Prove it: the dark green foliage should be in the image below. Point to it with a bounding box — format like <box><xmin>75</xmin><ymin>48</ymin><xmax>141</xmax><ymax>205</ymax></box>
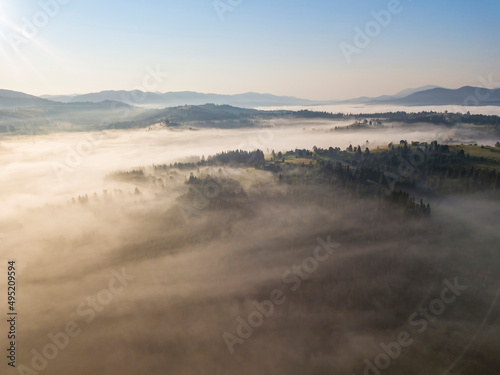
<box><xmin>78</xmin><ymin>143</ymin><xmax>500</xmax><ymax>221</ymax></box>
<box><xmin>205</xmin><ymin>149</ymin><xmax>265</xmax><ymax>167</ymax></box>
<box><xmin>161</xmin><ymin>142</ymin><xmax>500</xmax><ymax>218</ymax></box>
<box><xmin>349</xmin><ymin>111</ymin><xmax>500</xmax><ymax>126</ymax></box>
<box><xmin>107</xmin><ymin>169</ymin><xmax>146</xmax><ymax>182</ymax></box>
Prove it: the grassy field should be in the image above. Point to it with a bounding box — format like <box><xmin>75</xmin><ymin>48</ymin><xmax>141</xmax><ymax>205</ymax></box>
<box><xmin>266</xmin><ymin>144</ymin><xmax>500</xmax><ymax>171</ymax></box>
<box><xmin>284</xmin><ymin>156</ymin><xmax>314</xmax><ymax>165</ymax></box>
<box><xmin>450</xmin><ymin>145</ymin><xmax>500</xmax><ymax>170</ymax></box>
<box><xmin>361</xmin><ymin>144</ymin><xmax>500</xmax><ymax>170</ymax></box>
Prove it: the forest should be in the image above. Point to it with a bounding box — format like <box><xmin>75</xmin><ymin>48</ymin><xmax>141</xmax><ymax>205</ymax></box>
<box><xmin>9</xmin><ymin>138</ymin><xmax>499</xmax><ymax>375</ymax></box>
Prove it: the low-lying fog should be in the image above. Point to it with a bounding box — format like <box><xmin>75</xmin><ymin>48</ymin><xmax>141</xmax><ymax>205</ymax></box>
<box><xmin>257</xmin><ymin>104</ymin><xmax>500</xmax><ymax>116</ymax></box>
<box><xmin>0</xmin><ymin>119</ymin><xmax>494</xmax><ymax>215</ymax></box>
<box><xmin>0</xmin><ymin>119</ymin><xmax>498</xmax><ymax>375</ymax></box>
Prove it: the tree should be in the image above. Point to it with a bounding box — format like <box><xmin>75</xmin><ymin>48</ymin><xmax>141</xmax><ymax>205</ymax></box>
<box><xmin>496</xmin><ymin>142</ymin><xmax>500</xmax><ymax>147</ymax></box>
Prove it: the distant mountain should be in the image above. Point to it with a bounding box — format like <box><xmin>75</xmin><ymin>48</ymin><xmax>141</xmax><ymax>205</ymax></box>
<box><xmin>0</xmin><ymin>89</ymin><xmax>57</xmax><ymax>109</ymax></box>
<box><xmin>41</xmin><ymin>91</ymin><xmax>324</xmax><ymax>108</ymax></box>
<box><xmin>340</xmin><ymin>85</ymin><xmax>441</xmax><ymax>104</ymax></box>
<box><xmin>371</xmin><ymin>86</ymin><xmax>500</xmax><ymax>106</ymax></box>
<box><xmin>2</xmin><ymin>100</ymin><xmax>499</xmax><ymax>136</ymax></box>
<box><xmin>7</xmin><ymin>85</ymin><xmax>500</xmax><ymax>113</ymax></box>
<box><xmin>106</xmin><ymin>104</ymin><xmax>348</xmax><ymax>130</ymax></box>
<box><xmin>0</xmin><ymin>90</ymin><xmax>136</xmax><ymax>111</ymax></box>
<box><xmin>105</xmin><ymin>103</ymin><xmax>500</xmax><ymax>131</ymax></box>
<box><xmin>50</xmin><ymin>100</ymin><xmax>132</xmax><ymax>111</ymax></box>
<box><xmin>44</xmin><ymin>90</ymin><xmax>166</xmax><ymax>105</ymax></box>
<box><xmin>391</xmin><ymin>85</ymin><xmax>442</xmax><ymax>98</ymax></box>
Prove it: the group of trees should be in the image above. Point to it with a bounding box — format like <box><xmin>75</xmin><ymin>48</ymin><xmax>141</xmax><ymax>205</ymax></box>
<box><xmin>271</xmin><ymin>154</ymin><xmax>432</xmax><ymax>216</ymax></box>
<box><xmin>205</xmin><ymin>150</ymin><xmax>265</xmax><ymax>167</ymax></box>
<box><xmin>388</xmin><ymin>191</ymin><xmax>431</xmax><ymax>216</ymax></box>
<box><xmin>70</xmin><ymin>141</ymin><xmax>499</xmax><ymax>217</ymax></box>
<box><xmin>334</xmin><ymin>119</ymin><xmax>383</xmax><ymax>131</ymax></box>
<box><xmin>348</xmin><ymin>111</ymin><xmax>500</xmax><ymax>126</ymax></box>
<box><xmin>0</xmin><ymin>125</ymin><xmax>16</xmax><ymax>132</ymax></box>
<box><xmin>68</xmin><ymin>188</ymin><xmax>142</xmax><ymax>206</ymax></box>
<box><xmin>105</xmin><ymin>105</ymin><xmax>500</xmax><ymax>131</ymax></box>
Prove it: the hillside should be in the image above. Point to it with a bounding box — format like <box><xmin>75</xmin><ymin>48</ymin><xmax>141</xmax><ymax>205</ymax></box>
<box><xmin>371</xmin><ymin>86</ymin><xmax>500</xmax><ymax>106</ymax></box>
<box><xmin>0</xmin><ymin>89</ymin><xmax>57</xmax><ymax>109</ymax></box>
<box><xmin>41</xmin><ymin>90</ymin><xmax>324</xmax><ymax>108</ymax></box>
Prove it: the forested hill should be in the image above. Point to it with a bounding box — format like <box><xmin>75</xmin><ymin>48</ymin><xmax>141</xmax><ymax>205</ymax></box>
<box><xmin>106</xmin><ymin>104</ymin><xmax>345</xmax><ymax>129</ymax></box>
<box><xmin>1</xmin><ymin>102</ymin><xmax>500</xmax><ymax>135</ymax></box>
<box><xmin>102</xmin><ymin>142</ymin><xmax>499</xmax><ymax>222</ymax></box>
<box><xmin>107</xmin><ymin>104</ymin><xmax>500</xmax><ymax>130</ymax></box>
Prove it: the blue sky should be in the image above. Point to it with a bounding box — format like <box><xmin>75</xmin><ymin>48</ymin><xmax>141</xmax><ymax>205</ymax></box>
<box><xmin>0</xmin><ymin>0</ymin><xmax>499</xmax><ymax>99</ymax></box>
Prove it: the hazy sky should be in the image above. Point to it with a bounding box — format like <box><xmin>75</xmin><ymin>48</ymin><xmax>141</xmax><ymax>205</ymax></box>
<box><xmin>0</xmin><ymin>0</ymin><xmax>499</xmax><ymax>99</ymax></box>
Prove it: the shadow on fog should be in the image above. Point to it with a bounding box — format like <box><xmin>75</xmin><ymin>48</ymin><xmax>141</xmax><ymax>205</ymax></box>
<box><xmin>0</xmin><ymin>124</ymin><xmax>498</xmax><ymax>375</ymax></box>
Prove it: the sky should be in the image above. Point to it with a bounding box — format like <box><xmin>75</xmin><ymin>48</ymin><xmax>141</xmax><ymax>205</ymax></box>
<box><xmin>0</xmin><ymin>0</ymin><xmax>499</xmax><ymax>100</ymax></box>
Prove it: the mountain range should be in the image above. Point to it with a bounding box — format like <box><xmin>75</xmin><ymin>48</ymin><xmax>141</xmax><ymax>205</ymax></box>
<box><xmin>0</xmin><ymin>85</ymin><xmax>499</xmax><ymax>110</ymax></box>
<box><xmin>41</xmin><ymin>91</ymin><xmax>321</xmax><ymax>108</ymax></box>
<box><xmin>375</xmin><ymin>86</ymin><xmax>500</xmax><ymax>106</ymax></box>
